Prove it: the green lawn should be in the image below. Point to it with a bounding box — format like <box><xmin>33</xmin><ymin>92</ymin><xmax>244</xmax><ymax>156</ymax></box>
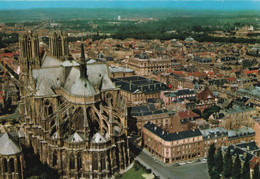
<box><xmin>116</xmin><ymin>161</ymin><xmax>151</xmax><ymax>179</ymax></box>
<box><xmin>119</xmin><ymin>166</ymin><xmax>146</xmax><ymax>179</ymax></box>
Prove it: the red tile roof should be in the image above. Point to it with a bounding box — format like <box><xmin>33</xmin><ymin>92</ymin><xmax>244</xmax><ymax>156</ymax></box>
<box><xmin>197</xmin><ymin>87</ymin><xmax>214</xmax><ymax>101</ymax></box>
<box><xmin>172</xmin><ymin>71</ymin><xmax>183</xmax><ymax>75</ymax></box>
<box><xmin>244</xmin><ymin>70</ymin><xmax>258</xmax><ymax>74</ymax></box>
<box><xmin>178</xmin><ymin>111</ymin><xmax>199</xmax><ymax>119</ymax></box>
<box><xmin>225</xmin><ymin>77</ymin><xmax>237</xmax><ymax>82</ymax></box>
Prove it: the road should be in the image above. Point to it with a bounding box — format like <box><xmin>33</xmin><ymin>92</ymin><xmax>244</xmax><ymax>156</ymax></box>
<box><xmin>136</xmin><ymin>150</ymin><xmax>210</xmax><ymax>179</ymax></box>
<box><xmin>129</xmin><ymin>135</ymin><xmax>210</xmax><ymax>179</ymax></box>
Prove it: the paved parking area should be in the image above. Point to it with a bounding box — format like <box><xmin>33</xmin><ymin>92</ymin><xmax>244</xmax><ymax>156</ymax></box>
<box><xmin>135</xmin><ymin>150</ymin><xmax>209</xmax><ymax>179</ymax></box>
<box><xmin>129</xmin><ymin>135</ymin><xmax>210</xmax><ymax>179</ymax></box>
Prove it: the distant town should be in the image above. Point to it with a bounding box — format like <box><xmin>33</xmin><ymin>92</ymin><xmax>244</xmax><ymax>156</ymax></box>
<box><xmin>1</xmin><ymin>5</ymin><xmax>260</xmax><ymax>179</ymax></box>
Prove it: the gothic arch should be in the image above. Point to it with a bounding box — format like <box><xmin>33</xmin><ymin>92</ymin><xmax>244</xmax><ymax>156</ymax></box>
<box><xmin>77</xmin><ymin>153</ymin><xmax>82</xmax><ymax>170</ymax></box>
<box><xmin>44</xmin><ymin>100</ymin><xmax>53</xmax><ymax>117</ymax></box>
<box><xmin>70</xmin><ymin>153</ymin><xmax>75</xmax><ymax>169</ymax></box>
<box><xmin>53</xmin><ymin>150</ymin><xmax>57</xmax><ymax>166</ymax></box>
<box><xmin>92</xmin><ymin>153</ymin><xmax>98</xmax><ymax>171</ymax></box>
<box><xmin>3</xmin><ymin>158</ymin><xmax>7</xmax><ymax>172</ymax></box>
<box><xmin>86</xmin><ymin>107</ymin><xmax>101</xmax><ymax>133</ymax></box>
<box><xmin>100</xmin><ymin>152</ymin><xmax>106</xmax><ymax>171</ymax></box>
<box><xmin>9</xmin><ymin>158</ymin><xmax>15</xmax><ymax>173</ymax></box>
<box><xmin>71</xmin><ymin>107</ymin><xmax>84</xmax><ymax>131</ymax></box>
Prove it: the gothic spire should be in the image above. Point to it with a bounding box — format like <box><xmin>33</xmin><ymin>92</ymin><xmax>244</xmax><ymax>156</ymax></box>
<box><xmin>80</xmin><ymin>43</ymin><xmax>88</xmax><ymax>79</ymax></box>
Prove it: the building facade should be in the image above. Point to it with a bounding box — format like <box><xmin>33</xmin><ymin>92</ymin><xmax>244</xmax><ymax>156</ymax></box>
<box><xmin>126</xmin><ymin>53</ymin><xmax>172</xmax><ymax>76</ymax></box>
<box><xmin>142</xmin><ymin>122</ymin><xmax>204</xmax><ymax>163</ymax></box>
<box><xmin>112</xmin><ymin>76</ymin><xmax>170</xmax><ymax>106</ymax></box>
<box><xmin>142</xmin><ymin>122</ymin><xmax>255</xmax><ymax>164</ymax></box>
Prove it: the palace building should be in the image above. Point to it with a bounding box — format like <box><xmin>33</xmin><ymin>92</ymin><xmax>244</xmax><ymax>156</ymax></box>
<box><xmin>18</xmin><ymin>31</ymin><xmax>130</xmax><ymax>179</ymax></box>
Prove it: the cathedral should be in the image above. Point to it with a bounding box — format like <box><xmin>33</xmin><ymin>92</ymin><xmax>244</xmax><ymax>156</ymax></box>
<box><xmin>18</xmin><ymin>31</ymin><xmax>130</xmax><ymax>178</ymax></box>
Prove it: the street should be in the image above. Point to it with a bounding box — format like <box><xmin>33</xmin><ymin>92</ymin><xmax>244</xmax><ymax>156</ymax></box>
<box><xmin>136</xmin><ymin>150</ymin><xmax>210</xmax><ymax>179</ymax></box>
<box><xmin>129</xmin><ymin>135</ymin><xmax>209</xmax><ymax>179</ymax></box>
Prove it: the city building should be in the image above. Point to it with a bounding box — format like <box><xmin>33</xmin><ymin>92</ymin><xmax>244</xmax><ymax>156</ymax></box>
<box><xmin>109</xmin><ymin>66</ymin><xmax>134</xmax><ymax>78</ymax></box>
<box><xmin>160</xmin><ymin>89</ymin><xmax>196</xmax><ymax>106</ymax></box>
<box><xmin>126</xmin><ymin>53</ymin><xmax>172</xmax><ymax>76</ymax></box>
<box><xmin>142</xmin><ymin>122</ymin><xmax>204</xmax><ymax>164</ymax></box>
<box><xmin>128</xmin><ymin>103</ymin><xmax>174</xmax><ymax>134</ymax></box>
<box><xmin>142</xmin><ymin>122</ymin><xmax>255</xmax><ymax>164</ymax></box>
<box><xmin>112</xmin><ymin>76</ymin><xmax>170</xmax><ymax>106</ymax></box>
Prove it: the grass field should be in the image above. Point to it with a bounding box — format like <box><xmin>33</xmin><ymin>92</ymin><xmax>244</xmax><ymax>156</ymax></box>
<box><xmin>116</xmin><ymin>161</ymin><xmax>154</xmax><ymax>179</ymax></box>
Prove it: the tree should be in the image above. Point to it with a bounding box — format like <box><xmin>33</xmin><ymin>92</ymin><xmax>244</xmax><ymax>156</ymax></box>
<box><xmin>223</xmin><ymin>148</ymin><xmax>233</xmax><ymax>178</ymax></box>
<box><xmin>202</xmin><ymin>106</ymin><xmax>221</xmax><ymax>120</ymax></box>
<box><xmin>232</xmin><ymin>154</ymin><xmax>241</xmax><ymax>179</ymax></box>
<box><xmin>210</xmin><ymin>170</ymin><xmax>220</xmax><ymax>179</ymax></box>
<box><xmin>253</xmin><ymin>163</ymin><xmax>260</xmax><ymax>179</ymax></box>
<box><xmin>208</xmin><ymin>144</ymin><xmax>216</xmax><ymax>175</ymax></box>
<box><xmin>192</xmin><ymin>109</ymin><xmax>201</xmax><ymax>116</ymax></box>
<box><xmin>215</xmin><ymin>148</ymin><xmax>223</xmax><ymax>174</ymax></box>
<box><xmin>242</xmin><ymin>157</ymin><xmax>250</xmax><ymax>179</ymax></box>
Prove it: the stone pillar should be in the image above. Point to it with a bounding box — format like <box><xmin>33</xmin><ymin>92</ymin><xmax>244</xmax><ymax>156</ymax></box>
<box><xmin>20</xmin><ymin>156</ymin><xmax>24</xmax><ymax>179</ymax></box>
<box><xmin>57</xmin><ymin>150</ymin><xmax>62</xmax><ymax>169</ymax></box>
<box><xmin>75</xmin><ymin>154</ymin><xmax>78</xmax><ymax>179</ymax></box>
<box><xmin>123</xmin><ymin>143</ymin><xmax>127</xmax><ymax>168</ymax></box>
<box><xmin>98</xmin><ymin>153</ymin><xmax>101</xmax><ymax>179</ymax></box>
<box><xmin>0</xmin><ymin>158</ymin><xmax>4</xmax><ymax>175</ymax></box>
<box><xmin>105</xmin><ymin>152</ymin><xmax>110</xmax><ymax>178</ymax></box>
<box><xmin>89</xmin><ymin>153</ymin><xmax>93</xmax><ymax>179</ymax></box>
<box><xmin>7</xmin><ymin>158</ymin><xmax>10</xmax><ymax>174</ymax></box>
<box><xmin>14</xmin><ymin>158</ymin><xmax>18</xmax><ymax>179</ymax></box>
<box><xmin>110</xmin><ymin>149</ymin><xmax>115</xmax><ymax>173</ymax></box>
<box><xmin>118</xmin><ymin>144</ymin><xmax>122</xmax><ymax>170</ymax></box>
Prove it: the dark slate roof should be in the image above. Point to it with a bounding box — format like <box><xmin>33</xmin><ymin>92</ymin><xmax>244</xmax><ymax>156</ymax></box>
<box><xmin>143</xmin><ymin>122</ymin><xmax>202</xmax><ymax>141</ymax></box>
<box><xmin>227</xmin><ymin>145</ymin><xmax>254</xmax><ymax>162</ymax></box>
<box><xmin>131</xmin><ymin>104</ymin><xmax>168</xmax><ymax>117</ymax></box>
<box><xmin>235</xmin><ymin>141</ymin><xmax>259</xmax><ymax>151</ymax></box>
<box><xmin>112</xmin><ymin>76</ymin><xmax>170</xmax><ymax>94</ymax></box>
<box><xmin>175</xmin><ymin>89</ymin><xmax>195</xmax><ymax>96</ymax></box>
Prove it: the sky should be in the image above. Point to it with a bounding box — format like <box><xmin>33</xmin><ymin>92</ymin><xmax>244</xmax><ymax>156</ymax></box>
<box><xmin>0</xmin><ymin>0</ymin><xmax>260</xmax><ymax>10</ymax></box>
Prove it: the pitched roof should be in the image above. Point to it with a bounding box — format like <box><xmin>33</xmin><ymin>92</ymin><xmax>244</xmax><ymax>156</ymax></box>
<box><xmin>91</xmin><ymin>132</ymin><xmax>107</xmax><ymax>143</ymax></box>
<box><xmin>33</xmin><ymin>60</ymin><xmax>115</xmax><ymax>97</ymax></box>
<box><xmin>67</xmin><ymin>132</ymin><xmax>86</xmax><ymax>143</ymax></box>
<box><xmin>197</xmin><ymin>87</ymin><xmax>214</xmax><ymax>101</ymax></box>
<box><xmin>41</xmin><ymin>55</ymin><xmax>63</xmax><ymax>68</ymax></box>
<box><xmin>143</xmin><ymin>122</ymin><xmax>202</xmax><ymax>141</ymax></box>
<box><xmin>178</xmin><ymin>111</ymin><xmax>199</xmax><ymax>119</ymax></box>
<box><xmin>0</xmin><ymin>132</ymin><xmax>22</xmax><ymax>155</ymax></box>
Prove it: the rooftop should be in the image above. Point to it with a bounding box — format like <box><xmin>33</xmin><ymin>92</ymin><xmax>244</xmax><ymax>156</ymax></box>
<box><xmin>0</xmin><ymin>132</ymin><xmax>22</xmax><ymax>155</ymax></box>
<box><xmin>112</xmin><ymin>76</ymin><xmax>170</xmax><ymax>94</ymax></box>
<box><xmin>143</xmin><ymin>121</ymin><xmax>202</xmax><ymax>142</ymax></box>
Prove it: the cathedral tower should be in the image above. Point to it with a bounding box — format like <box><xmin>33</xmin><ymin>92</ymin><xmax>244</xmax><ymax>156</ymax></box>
<box><xmin>19</xmin><ymin>32</ymin><xmax>41</xmax><ymax>76</ymax></box>
<box><xmin>19</xmin><ymin>32</ymin><xmax>39</xmax><ymax>60</ymax></box>
<box><xmin>49</xmin><ymin>31</ymin><xmax>69</xmax><ymax>59</ymax></box>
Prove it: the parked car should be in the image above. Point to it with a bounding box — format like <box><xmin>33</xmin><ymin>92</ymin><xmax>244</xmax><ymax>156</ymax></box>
<box><xmin>179</xmin><ymin>162</ymin><xmax>185</xmax><ymax>165</ymax></box>
<box><xmin>173</xmin><ymin>163</ymin><xmax>180</xmax><ymax>166</ymax></box>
